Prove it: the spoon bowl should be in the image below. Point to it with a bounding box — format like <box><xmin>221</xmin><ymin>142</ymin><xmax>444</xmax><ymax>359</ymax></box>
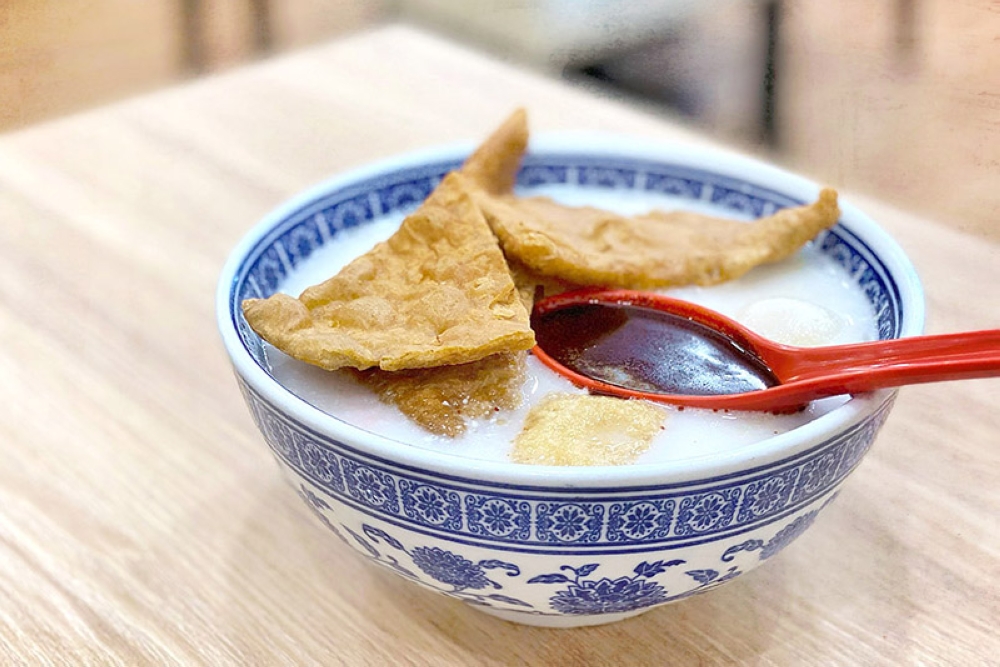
<box><xmin>532</xmin><ymin>289</ymin><xmax>1000</xmax><ymax>412</ymax></box>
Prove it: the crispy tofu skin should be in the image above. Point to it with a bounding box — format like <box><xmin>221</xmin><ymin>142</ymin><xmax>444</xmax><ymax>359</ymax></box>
<box><xmin>460</xmin><ymin>108</ymin><xmax>528</xmax><ymax>196</ymax></box>
<box><xmin>506</xmin><ymin>257</ymin><xmax>583</xmax><ymax>312</ymax></box>
<box><xmin>352</xmin><ymin>352</ymin><xmax>527</xmax><ymax>437</ymax></box>
<box><xmin>475</xmin><ymin>188</ymin><xmax>841</xmax><ymax>289</ymax></box>
<box><xmin>242</xmin><ymin>172</ymin><xmax>534</xmax><ymax>371</ymax></box>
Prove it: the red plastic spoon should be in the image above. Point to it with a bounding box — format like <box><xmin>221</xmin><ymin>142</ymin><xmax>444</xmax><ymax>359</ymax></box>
<box><xmin>531</xmin><ymin>289</ymin><xmax>1000</xmax><ymax>413</ymax></box>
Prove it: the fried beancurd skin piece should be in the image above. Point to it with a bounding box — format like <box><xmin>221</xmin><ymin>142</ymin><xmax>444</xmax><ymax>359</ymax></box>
<box><xmin>506</xmin><ymin>258</ymin><xmax>583</xmax><ymax>312</ymax></box>
<box><xmin>352</xmin><ymin>352</ymin><xmax>527</xmax><ymax>437</ymax></box>
<box><xmin>476</xmin><ymin>188</ymin><xmax>841</xmax><ymax>289</ymax></box>
<box><xmin>242</xmin><ymin>173</ymin><xmax>535</xmax><ymax>371</ymax></box>
<box><xmin>511</xmin><ymin>394</ymin><xmax>666</xmax><ymax>466</ymax></box>
<box><xmin>460</xmin><ymin>108</ymin><xmax>529</xmax><ymax>196</ymax></box>
<box><xmin>440</xmin><ymin>110</ymin><xmax>557</xmax><ymax>311</ymax></box>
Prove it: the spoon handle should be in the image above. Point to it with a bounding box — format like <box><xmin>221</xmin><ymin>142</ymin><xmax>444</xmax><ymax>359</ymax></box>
<box><xmin>693</xmin><ymin>349</ymin><xmax>1000</xmax><ymax>413</ymax></box>
<box><xmin>769</xmin><ymin>330</ymin><xmax>1000</xmax><ymax>383</ymax></box>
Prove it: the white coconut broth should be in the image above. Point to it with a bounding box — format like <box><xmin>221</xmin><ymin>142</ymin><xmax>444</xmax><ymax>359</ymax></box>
<box><xmin>263</xmin><ymin>188</ymin><xmax>878</xmax><ymax>465</ymax></box>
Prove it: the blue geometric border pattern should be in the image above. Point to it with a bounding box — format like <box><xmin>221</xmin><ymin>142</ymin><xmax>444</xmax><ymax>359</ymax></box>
<box><xmin>229</xmin><ymin>153</ymin><xmax>904</xmax><ymax>369</ymax></box>
<box><xmin>240</xmin><ymin>376</ymin><xmax>895</xmax><ymax>553</ymax></box>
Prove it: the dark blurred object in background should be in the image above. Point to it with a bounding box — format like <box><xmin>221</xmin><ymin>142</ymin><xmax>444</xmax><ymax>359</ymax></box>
<box><xmin>400</xmin><ymin>0</ymin><xmax>999</xmax><ymax>241</ymax></box>
<box><xmin>2</xmin><ymin>0</ymin><xmax>996</xmax><ymax>241</ymax></box>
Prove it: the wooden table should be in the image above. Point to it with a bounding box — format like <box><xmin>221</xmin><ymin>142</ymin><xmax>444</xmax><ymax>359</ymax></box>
<box><xmin>1</xmin><ymin>24</ymin><xmax>997</xmax><ymax>666</ymax></box>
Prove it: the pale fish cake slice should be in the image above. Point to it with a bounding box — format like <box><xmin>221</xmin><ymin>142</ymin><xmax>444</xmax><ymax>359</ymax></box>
<box><xmin>352</xmin><ymin>352</ymin><xmax>527</xmax><ymax>437</ymax></box>
<box><xmin>242</xmin><ymin>173</ymin><xmax>534</xmax><ymax>371</ymax></box>
<box><xmin>511</xmin><ymin>394</ymin><xmax>667</xmax><ymax>466</ymax></box>
<box><xmin>476</xmin><ymin>188</ymin><xmax>841</xmax><ymax>289</ymax></box>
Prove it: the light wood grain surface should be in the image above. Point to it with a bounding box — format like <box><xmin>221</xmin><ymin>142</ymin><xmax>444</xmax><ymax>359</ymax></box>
<box><xmin>0</xmin><ymin>24</ymin><xmax>997</xmax><ymax>666</ymax></box>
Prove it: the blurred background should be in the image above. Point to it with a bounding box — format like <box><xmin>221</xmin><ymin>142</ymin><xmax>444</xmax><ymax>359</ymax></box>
<box><xmin>2</xmin><ymin>0</ymin><xmax>997</xmax><ymax>240</ymax></box>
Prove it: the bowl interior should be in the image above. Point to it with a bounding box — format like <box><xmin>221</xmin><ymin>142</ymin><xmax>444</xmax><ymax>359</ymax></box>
<box><xmin>218</xmin><ymin>139</ymin><xmax>923</xmax><ymax>484</ymax></box>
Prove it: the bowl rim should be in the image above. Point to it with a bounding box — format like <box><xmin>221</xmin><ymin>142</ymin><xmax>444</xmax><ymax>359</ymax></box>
<box><xmin>216</xmin><ymin>134</ymin><xmax>925</xmax><ymax>488</ymax></box>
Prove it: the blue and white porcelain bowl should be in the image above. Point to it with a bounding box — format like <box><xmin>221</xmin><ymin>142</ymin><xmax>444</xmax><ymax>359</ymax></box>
<box><xmin>217</xmin><ymin>137</ymin><xmax>924</xmax><ymax>628</ymax></box>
